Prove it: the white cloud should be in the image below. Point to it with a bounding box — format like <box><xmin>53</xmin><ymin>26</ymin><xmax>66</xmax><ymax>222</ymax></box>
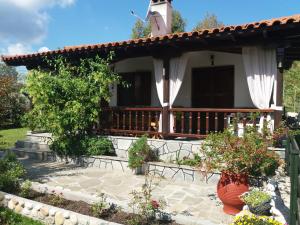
<box><xmin>38</xmin><ymin>46</ymin><xmax>50</xmax><ymax>52</ymax></box>
<box><xmin>6</xmin><ymin>43</ymin><xmax>32</xmax><ymax>56</ymax></box>
<box><xmin>0</xmin><ymin>0</ymin><xmax>75</xmax><ymax>56</ymax></box>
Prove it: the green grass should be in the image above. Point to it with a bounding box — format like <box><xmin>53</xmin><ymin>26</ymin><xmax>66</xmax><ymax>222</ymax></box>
<box><xmin>0</xmin><ymin>128</ymin><xmax>28</xmax><ymax>151</ymax></box>
<box><xmin>0</xmin><ymin>207</ymin><xmax>43</xmax><ymax>225</ymax></box>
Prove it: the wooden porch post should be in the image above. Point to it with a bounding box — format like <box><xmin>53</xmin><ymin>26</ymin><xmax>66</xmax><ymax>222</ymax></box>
<box><xmin>274</xmin><ymin>48</ymin><xmax>285</xmax><ymax>129</ymax></box>
<box><xmin>274</xmin><ymin>68</ymin><xmax>284</xmax><ymax>129</ymax></box>
<box><xmin>162</xmin><ymin>57</ymin><xmax>170</xmax><ymax>135</ymax></box>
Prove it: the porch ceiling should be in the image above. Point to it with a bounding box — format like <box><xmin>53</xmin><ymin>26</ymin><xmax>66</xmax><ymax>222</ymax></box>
<box><xmin>3</xmin><ymin>14</ymin><xmax>300</xmax><ymax>69</ymax></box>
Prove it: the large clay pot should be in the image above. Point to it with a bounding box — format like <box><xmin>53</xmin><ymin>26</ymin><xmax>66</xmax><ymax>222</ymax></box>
<box><xmin>217</xmin><ymin>171</ymin><xmax>249</xmax><ymax>215</ymax></box>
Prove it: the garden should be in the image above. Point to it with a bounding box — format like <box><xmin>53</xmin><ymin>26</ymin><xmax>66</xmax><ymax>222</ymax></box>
<box><xmin>0</xmin><ymin>55</ymin><xmax>298</xmax><ymax>225</ymax></box>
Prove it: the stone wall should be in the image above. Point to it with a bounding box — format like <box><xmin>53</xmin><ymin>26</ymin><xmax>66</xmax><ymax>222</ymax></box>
<box><xmin>148</xmin><ymin>162</ymin><xmax>220</xmax><ymax>184</ymax></box>
<box><xmin>108</xmin><ymin>135</ymin><xmax>202</xmax><ymax>161</ymax></box>
<box><xmin>26</xmin><ymin>132</ymin><xmax>203</xmax><ymax>162</ymax></box>
<box><xmin>26</xmin><ymin>133</ymin><xmax>286</xmax><ymax>161</ymax></box>
<box><xmin>0</xmin><ymin>191</ymin><xmax>121</xmax><ymax>225</ymax></box>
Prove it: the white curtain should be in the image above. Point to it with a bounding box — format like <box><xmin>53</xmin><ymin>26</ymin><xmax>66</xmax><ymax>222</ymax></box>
<box><xmin>242</xmin><ymin>46</ymin><xmax>277</xmax><ymax>132</ymax></box>
<box><xmin>153</xmin><ymin>58</ymin><xmax>164</xmax><ymax>132</ymax></box>
<box><xmin>169</xmin><ymin>53</ymin><xmax>190</xmax><ymax>133</ymax></box>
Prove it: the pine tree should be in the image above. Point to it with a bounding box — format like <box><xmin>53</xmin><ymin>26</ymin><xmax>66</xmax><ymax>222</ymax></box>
<box><xmin>193</xmin><ymin>13</ymin><xmax>224</xmax><ymax>31</ymax></box>
<box><xmin>131</xmin><ymin>10</ymin><xmax>186</xmax><ymax>38</ymax></box>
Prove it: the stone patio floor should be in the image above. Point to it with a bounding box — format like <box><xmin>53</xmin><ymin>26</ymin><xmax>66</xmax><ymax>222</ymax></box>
<box><xmin>20</xmin><ymin>158</ymin><xmax>233</xmax><ymax>225</ymax></box>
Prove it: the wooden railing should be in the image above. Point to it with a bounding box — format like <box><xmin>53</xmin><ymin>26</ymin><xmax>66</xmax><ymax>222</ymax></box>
<box><xmin>169</xmin><ymin>108</ymin><xmax>274</xmax><ymax>138</ymax></box>
<box><xmin>97</xmin><ymin>107</ymin><xmax>274</xmax><ymax>138</ymax></box>
<box><xmin>99</xmin><ymin>107</ymin><xmax>163</xmax><ymax>136</ymax></box>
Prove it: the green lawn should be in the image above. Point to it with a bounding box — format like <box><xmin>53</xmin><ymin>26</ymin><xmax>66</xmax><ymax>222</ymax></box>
<box><xmin>0</xmin><ymin>207</ymin><xmax>43</xmax><ymax>225</ymax></box>
<box><xmin>0</xmin><ymin>128</ymin><xmax>28</xmax><ymax>151</ymax></box>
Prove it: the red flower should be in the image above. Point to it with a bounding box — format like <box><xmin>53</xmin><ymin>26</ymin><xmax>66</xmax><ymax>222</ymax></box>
<box><xmin>151</xmin><ymin>200</ymin><xmax>159</xmax><ymax>209</ymax></box>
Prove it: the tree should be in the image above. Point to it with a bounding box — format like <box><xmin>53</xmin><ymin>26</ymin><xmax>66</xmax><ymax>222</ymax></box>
<box><xmin>171</xmin><ymin>10</ymin><xmax>186</xmax><ymax>33</ymax></box>
<box><xmin>23</xmin><ymin>54</ymin><xmax>120</xmax><ymax>156</ymax></box>
<box><xmin>284</xmin><ymin>61</ymin><xmax>300</xmax><ymax>112</ymax></box>
<box><xmin>0</xmin><ymin>63</ymin><xmax>27</xmax><ymax>127</ymax></box>
<box><xmin>131</xmin><ymin>19</ymin><xmax>151</xmax><ymax>39</ymax></box>
<box><xmin>0</xmin><ymin>63</ymin><xmax>18</xmax><ymax>77</ymax></box>
<box><xmin>131</xmin><ymin>10</ymin><xmax>186</xmax><ymax>39</ymax></box>
<box><xmin>193</xmin><ymin>12</ymin><xmax>224</xmax><ymax>31</ymax></box>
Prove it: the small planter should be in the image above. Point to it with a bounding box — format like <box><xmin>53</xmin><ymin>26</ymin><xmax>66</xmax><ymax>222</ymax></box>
<box><xmin>217</xmin><ymin>171</ymin><xmax>249</xmax><ymax>215</ymax></box>
<box><xmin>248</xmin><ymin>200</ymin><xmax>272</xmax><ymax>216</ymax></box>
<box><xmin>134</xmin><ymin>163</ymin><xmax>148</xmax><ymax>175</ymax></box>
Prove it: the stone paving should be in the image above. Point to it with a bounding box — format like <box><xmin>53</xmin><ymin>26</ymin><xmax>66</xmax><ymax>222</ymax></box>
<box><xmin>20</xmin><ymin>158</ymin><xmax>233</xmax><ymax>225</ymax></box>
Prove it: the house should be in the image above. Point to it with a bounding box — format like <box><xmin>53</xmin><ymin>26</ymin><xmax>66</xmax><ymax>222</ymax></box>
<box><xmin>2</xmin><ymin>0</ymin><xmax>300</xmax><ymax>140</ymax></box>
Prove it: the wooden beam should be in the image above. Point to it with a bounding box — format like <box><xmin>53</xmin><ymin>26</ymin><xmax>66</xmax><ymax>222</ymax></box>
<box><xmin>274</xmin><ymin>68</ymin><xmax>284</xmax><ymax>129</ymax></box>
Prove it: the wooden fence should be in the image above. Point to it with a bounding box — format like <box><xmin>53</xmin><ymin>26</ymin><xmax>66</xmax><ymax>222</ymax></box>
<box><xmin>285</xmin><ymin>135</ymin><xmax>300</xmax><ymax>225</ymax></box>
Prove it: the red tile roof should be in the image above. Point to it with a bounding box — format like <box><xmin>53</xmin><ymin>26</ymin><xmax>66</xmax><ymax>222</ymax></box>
<box><xmin>2</xmin><ymin>14</ymin><xmax>300</xmax><ymax>64</ymax></box>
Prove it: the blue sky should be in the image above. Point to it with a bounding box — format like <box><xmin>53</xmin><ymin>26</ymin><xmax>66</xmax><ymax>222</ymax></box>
<box><xmin>1</xmin><ymin>0</ymin><xmax>300</xmax><ymax>56</ymax></box>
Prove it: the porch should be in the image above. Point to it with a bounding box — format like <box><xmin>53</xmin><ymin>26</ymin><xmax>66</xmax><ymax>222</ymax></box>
<box><xmin>96</xmin><ymin>50</ymin><xmax>277</xmax><ymax>139</ymax></box>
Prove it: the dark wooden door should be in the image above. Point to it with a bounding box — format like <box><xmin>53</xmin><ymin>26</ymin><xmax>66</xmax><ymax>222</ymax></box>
<box><xmin>192</xmin><ymin>66</ymin><xmax>234</xmax><ymax>133</ymax></box>
<box><xmin>192</xmin><ymin>66</ymin><xmax>234</xmax><ymax>108</ymax></box>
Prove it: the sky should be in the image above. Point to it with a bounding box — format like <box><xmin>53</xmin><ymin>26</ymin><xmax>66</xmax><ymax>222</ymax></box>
<box><xmin>0</xmin><ymin>0</ymin><xmax>300</xmax><ymax>57</ymax></box>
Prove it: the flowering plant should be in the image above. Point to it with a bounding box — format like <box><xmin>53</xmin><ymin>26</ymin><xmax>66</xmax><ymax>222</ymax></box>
<box><xmin>200</xmin><ymin>128</ymin><xmax>281</xmax><ymax>176</ymax></box>
<box><xmin>128</xmin><ymin>175</ymin><xmax>166</xmax><ymax>224</ymax></box>
<box><xmin>231</xmin><ymin>214</ymin><xmax>283</xmax><ymax>225</ymax></box>
<box><xmin>150</xmin><ymin>200</ymin><xmax>160</xmax><ymax>210</ymax></box>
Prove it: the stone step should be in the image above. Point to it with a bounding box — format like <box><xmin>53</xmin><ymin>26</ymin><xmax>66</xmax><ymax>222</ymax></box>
<box><xmin>26</xmin><ymin>132</ymin><xmax>52</xmax><ymax>144</ymax></box>
<box><xmin>11</xmin><ymin>147</ymin><xmax>53</xmax><ymax>161</ymax></box>
<box><xmin>15</xmin><ymin>140</ymin><xmax>50</xmax><ymax>151</ymax></box>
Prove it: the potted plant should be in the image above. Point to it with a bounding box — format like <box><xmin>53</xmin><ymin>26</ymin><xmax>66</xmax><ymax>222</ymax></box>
<box><xmin>240</xmin><ymin>188</ymin><xmax>272</xmax><ymax>216</ymax></box>
<box><xmin>200</xmin><ymin>128</ymin><xmax>280</xmax><ymax>215</ymax></box>
<box><xmin>128</xmin><ymin>135</ymin><xmax>158</xmax><ymax>175</ymax></box>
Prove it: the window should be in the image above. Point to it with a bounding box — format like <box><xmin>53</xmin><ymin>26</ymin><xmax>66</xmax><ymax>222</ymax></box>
<box><xmin>117</xmin><ymin>72</ymin><xmax>152</xmax><ymax>106</ymax></box>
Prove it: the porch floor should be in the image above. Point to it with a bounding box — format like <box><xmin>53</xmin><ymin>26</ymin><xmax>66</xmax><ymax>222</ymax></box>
<box><xmin>20</xmin><ymin>158</ymin><xmax>232</xmax><ymax>225</ymax></box>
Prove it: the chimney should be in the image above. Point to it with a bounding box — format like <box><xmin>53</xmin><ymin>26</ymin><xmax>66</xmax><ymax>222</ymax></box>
<box><xmin>147</xmin><ymin>0</ymin><xmax>173</xmax><ymax>37</ymax></box>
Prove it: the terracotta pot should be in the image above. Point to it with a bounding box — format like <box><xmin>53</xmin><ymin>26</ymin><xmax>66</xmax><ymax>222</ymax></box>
<box><xmin>217</xmin><ymin>171</ymin><xmax>249</xmax><ymax>215</ymax></box>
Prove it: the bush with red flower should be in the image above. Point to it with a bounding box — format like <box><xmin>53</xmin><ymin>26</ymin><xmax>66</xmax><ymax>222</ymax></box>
<box><xmin>200</xmin><ymin>128</ymin><xmax>281</xmax><ymax>177</ymax></box>
<box><xmin>128</xmin><ymin>175</ymin><xmax>167</xmax><ymax>224</ymax></box>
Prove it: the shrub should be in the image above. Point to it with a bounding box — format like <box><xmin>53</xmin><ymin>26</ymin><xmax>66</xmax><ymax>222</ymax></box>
<box><xmin>231</xmin><ymin>214</ymin><xmax>283</xmax><ymax>225</ymax></box>
<box><xmin>48</xmin><ymin>191</ymin><xmax>64</xmax><ymax>206</ymax></box>
<box><xmin>20</xmin><ymin>180</ymin><xmax>32</xmax><ymax>198</ymax></box>
<box><xmin>23</xmin><ymin>54</ymin><xmax>120</xmax><ymax>157</ymax></box>
<box><xmin>84</xmin><ymin>137</ymin><xmax>115</xmax><ymax>156</ymax></box>
<box><xmin>200</xmin><ymin>129</ymin><xmax>281</xmax><ymax>176</ymax></box>
<box><xmin>0</xmin><ymin>151</ymin><xmax>25</xmax><ymax>193</ymax></box>
<box><xmin>241</xmin><ymin>189</ymin><xmax>271</xmax><ymax>208</ymax></box>
<box><xmin>91</xmin><ymin>193</ymin><xmax>108</xmax><ymax>217</ymax></box>
<box><xmin>176</xmin><ymin>153</ymin><xmax>201</xmax><ymax>167</ymax></box>
<box><xmin>128</xmin><ymin>136</ymin><xmax>157</xmax><ymax>169</ymax></box>
<box><xmin>128</xmin><ymin>175</ymin><xmax>166</xmax><ymax>224</ymax></box>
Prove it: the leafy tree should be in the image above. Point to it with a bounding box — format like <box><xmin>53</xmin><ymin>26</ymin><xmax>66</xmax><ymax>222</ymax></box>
<box><xmin>131</xmin><ymin>10</ymin><xmax>186</xmax><ymax>39</ymax></box>
<box><xmin>193</xmin><ymin>12</ymin><xmax>224</xmax><ymax>31</ymax></box>
<box><xmin>0</xmin><ymin>64</ymin><xmax>27</xmax><ymax>127</ymax></box>
<box><xmin>131</xmin><ymin>19</ymin><xmax>151</xmax><ymax>39</ymax></box>
<box><xmin>284</xmin><ymin>61</ymin><xmax>300</xmax><ymax>112</ymax></box>
<box><xmin>23</xmin><ymin>54</ymin><xmax>120</xmax><ymax>156</ymax></box>
<box><xmin>0</xmin><ymin>63</ymin><xmax>18</xmax><ymax>77</ymax></box>
<box><xmin>172</xmin><ymin>10</ymin><xmax>186</xmax><ymax>33</ymax></box>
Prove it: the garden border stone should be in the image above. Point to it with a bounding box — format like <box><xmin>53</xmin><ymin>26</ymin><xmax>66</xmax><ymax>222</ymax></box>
<box><xmin>0</xmin><ymin>191</ymin><xmax>122</xmax><ymax>225</ymax></box>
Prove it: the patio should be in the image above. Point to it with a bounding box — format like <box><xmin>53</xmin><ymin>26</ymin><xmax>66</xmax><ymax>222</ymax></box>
<box><xmin>20</xmin><ymin>157</ymin><xmax>232</xmax><ymax>225</ymax></box>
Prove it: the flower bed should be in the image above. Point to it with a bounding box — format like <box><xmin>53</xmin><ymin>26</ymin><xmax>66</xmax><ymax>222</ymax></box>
<box><xmin>0</xmin><ymin>190</ymin><xmax>181</xmax><ymax>225</ymax></box>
